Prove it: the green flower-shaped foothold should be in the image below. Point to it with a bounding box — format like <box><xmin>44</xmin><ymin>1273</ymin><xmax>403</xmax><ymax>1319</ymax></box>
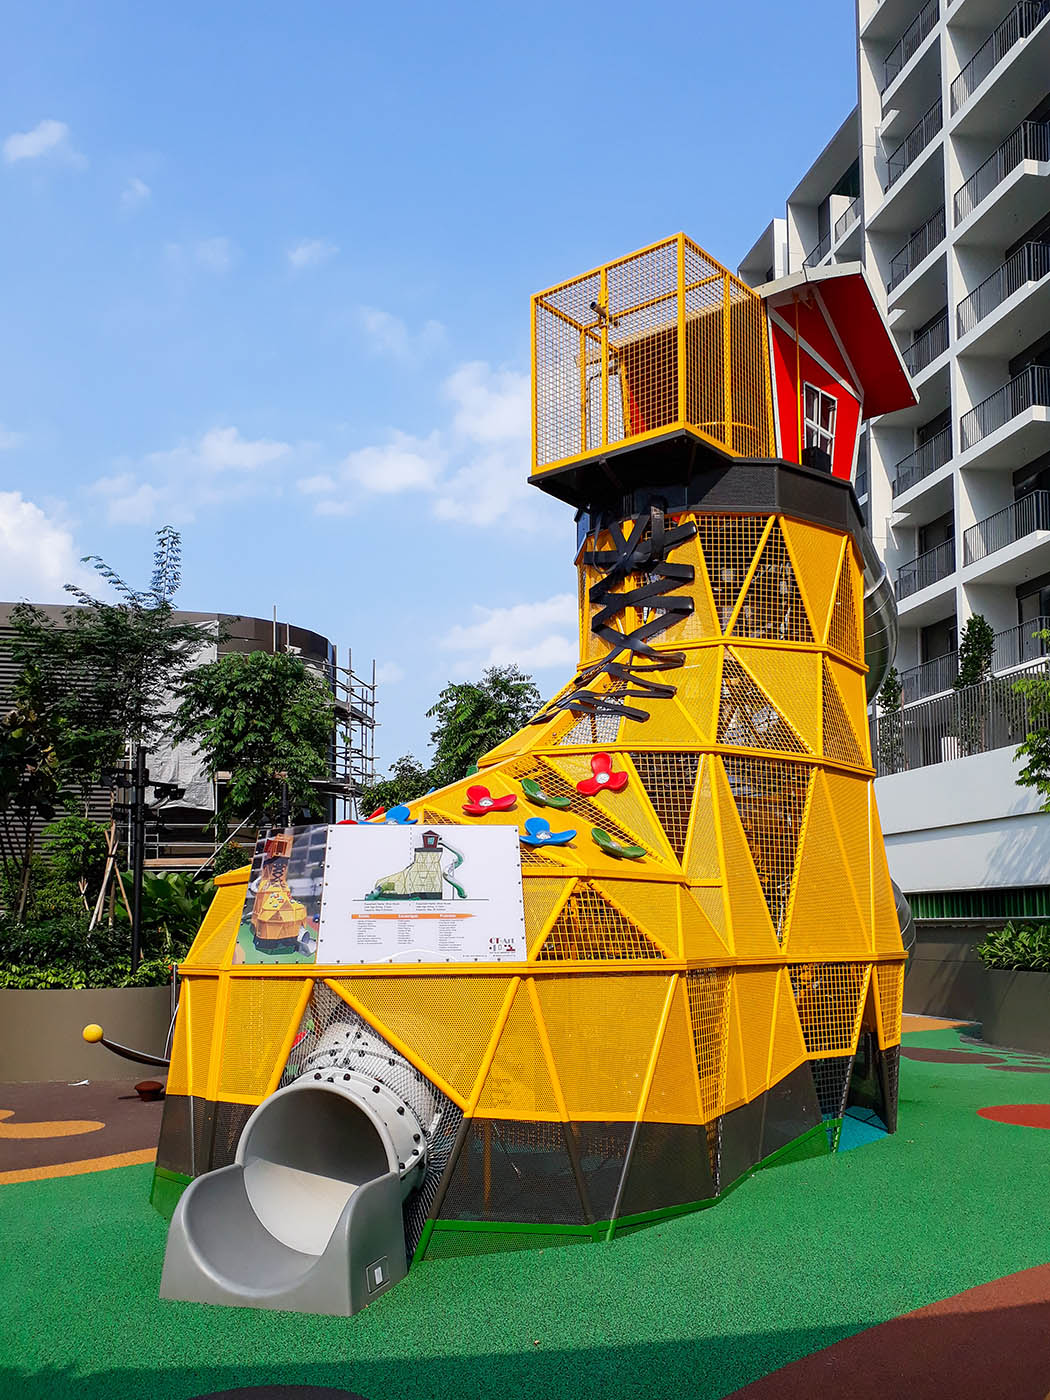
<box><xmin>521</xmin><ymin>777</ymin><xmax>571</xmax><ymax>809</ymax></box>
<box><xmin>591</xmin><ymin>827</ymin><xmax>645</xmax><ymax>860</ymax></box>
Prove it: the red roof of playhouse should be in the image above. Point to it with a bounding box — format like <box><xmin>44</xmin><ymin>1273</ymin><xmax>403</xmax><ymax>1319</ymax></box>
<box><xmin>759</xmin><ymin>263</ymin><xmax>918</xmax><ymax>420</ymax></box>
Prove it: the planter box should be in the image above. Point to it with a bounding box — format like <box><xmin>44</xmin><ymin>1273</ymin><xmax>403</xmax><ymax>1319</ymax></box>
<box><xmin>978</xmin><ymin>968</ymin><xmax>1050</xmax><ymax>1054</ymax></box>
<box><xmin>0</xmin><ymin>986</ymin><xmax>173</xmax><ymax>1082</ymax></box>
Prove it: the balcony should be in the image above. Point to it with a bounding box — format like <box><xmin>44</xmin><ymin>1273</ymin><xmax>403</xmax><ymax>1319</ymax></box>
<box><xmin>804</xmin><ymin>231</ymin><xmax>832</xmax><ymax>268</ymax></box>
<box><xmin>957</xmin><ymin>243</ymin><xmax>1050</xmax><ymax>339</ymax></box>
<box><xmin>892</xmin><ymin>425</ymin><xmax>952</xmax><ymax>496</ymax></box>
<box><xmin>951</xmin><ymin>2</ymin><xmax>1050</xmax><ymax>113</ymax></box>
<box><xmin>888</xmin><ymin>206</ymin><xmax>946</xmax><ymax>291</ymax></box>
<box><xmin>895</xmin><ymin>538</ymin><xmax>955</xmax><ymax>600</ymax></box>
<box><xmin>960</xmin><ymin>365</ymin><xmax>1050</xmax><ymax>452</ymax></box>
<box><xmin>883</xmin><ymin>0</ymin><xmax>940</xmax><ymax>90</ymax></box>
<box><xmin>885</xmin><ymin>99</ymin><xmax>943</xmax><ymax>190</ymax></box>
<box><xmin>963</xmin><ymin>491</ymin><xmax>1050</xmax><ymax>565</ymax></box>
<box><xmin>954</xmin><ymin>120</ymin><xmax>1050</xmax><ymax>225</ymax></box>
<box><xmin>903</xmin><ymin>311</ymin><xmax>949</xmax><ymax>375</ymax></box>
<box><xmin>900</xmin><ymin>651</ymin><xmax>959</xmax><ymax>702</ymax></box>
<box><xmin>833</xmin><ymin>196</ymin><xmax>861</xmax><ymax>242</ymax></box>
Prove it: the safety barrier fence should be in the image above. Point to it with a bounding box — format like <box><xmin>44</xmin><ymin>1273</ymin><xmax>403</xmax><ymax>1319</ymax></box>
<box><xmin>957</xmin><ymin>242</ymin><xmax>1050</xmax><ymax>338</ymax></box>
<box><xmin>960</xmin><ymin>365</ymin><xmax>1050</xmax><ymax>451</ymax></box>
<box><xmin>888</xmin><ymin>206</ymin><xmax>945</xmax><ymax>291</ymax></box>
<box><xmin>834</xmin><ymin>197</ymin><xmax>861</xmax><ymax>242</ymax></box>
<box><xmin>897</xmin><ymin>617</ymin><xmax>1050</xmax><ymax>703</ymax></box>
<box><xmin>895</xmin><ymin>537</ymin><xmax>955</xmax><ymax>600</ymax></box>
<box><xmin>954</xmin><ymin>120</ymin><xmax>1050</xmax><ymax>224</ymax></box>
<box><xmin>963</xmin><ymin>491</ymin><xmax>1050</xmax><ymax>564</ymax></box>
<box><xmin>950</xmin><ymin>1</ymin><xmax>1050</xmax><ymax>114</ymax></box>
<box><xmin>892</xmin><ymin>425</ymin><xmax>951</xmax><ymax>496</ymax></box>
<box><xmin>903</xmin><ymin>311</ymin><xmax>949</xmax><ymax>375</ymax></box>
<box><xmin>885</xmin><ymin>99</ymin><xmax>942</xmax><ymax>190</ymax></box>
<box><xmin>884</xmin><ymin>0</ymin><xmax>940</xmax><ymax>90</ymax></box>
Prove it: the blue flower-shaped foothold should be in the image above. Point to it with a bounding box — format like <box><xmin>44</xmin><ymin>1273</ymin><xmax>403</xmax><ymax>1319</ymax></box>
<box><xmin>380</xmin><ymin>805</ymin><xmax>417</xmax><ymax>825</ymax></box>
<box><xmin>521</xmin><ymin>816</ymin><xmax>576</xmax><ymax>847</ymax></box>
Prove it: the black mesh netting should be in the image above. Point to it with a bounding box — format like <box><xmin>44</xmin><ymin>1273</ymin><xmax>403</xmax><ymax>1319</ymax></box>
<box><xmin>811</xmin><ymin>1054</ymin><xmax>854</xmax><ymax>1119</ymax></box>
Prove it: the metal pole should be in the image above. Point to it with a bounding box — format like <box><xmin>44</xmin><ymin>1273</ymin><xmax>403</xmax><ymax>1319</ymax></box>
<box><xmin>131</xmin><ymin>745</ymin><xmax>147</xmax><ymax>973</ymax></box>
<box><xmin>279</xmin><ymin>778</ymin><xmax>290</xmax><ymax>830</ymax></box>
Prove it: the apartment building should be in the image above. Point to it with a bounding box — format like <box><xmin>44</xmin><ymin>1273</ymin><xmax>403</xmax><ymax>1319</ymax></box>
<box><xmin>739</xmin><ymin>0</ymin><xmax>1050</xmax><ymax>1012</ymax></box>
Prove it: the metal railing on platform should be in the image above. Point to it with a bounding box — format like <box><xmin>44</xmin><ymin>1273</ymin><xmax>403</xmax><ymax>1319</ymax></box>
<box><xmin>885</xmin><ymin>99</ymin><xmax>942</xmax><ymax>190</ymax></box>
<box><xmin>895</xmin><ymin>537</ymin><xmax>955</xmax><ymax>599</ymax></box>
<box><xmin>954</xmin><ymin>120</ymin><xmax>1050</xmax><ymax>224</ymax></box>
<box><xmin>956</xmin><ymin>242</ymin><xmax>1050</xmax><ymax>337</ymax></box>
<box><xmin>963</xmin><ymin>491</ymin><xmax>1050</xmax><ymax>565</ymax></box>
<box><xmin>892</xmin><ymin>425</ymin><xmax>952</xmax><ymax>496</ymax></box>
<box><xmin>834</xmin><ymin>197</ymin><xmax>861</xmax><ymax>242</ymax></box>
<box><xmin>888</xmin><ymin>206</ymin><xmax>946</xmax><ymax>291</ymax></box>
<box><xmin>884</xmin><ymin>0</ymin><xmax>940</xmax><ymax>90</ymax></box>
<box><xmin>903</xmin><ymin>311</ymin><xmax>949</xmax><ymax>374</ymax></box>
<box><xmin>950</xmin><ymin>2</ymin><xmax>1050</xmax><ymax>114</ymax></box>
<box><xmin>960</xmin><ymin>365</ymin><xmax>1050</xmax><ymax>451</ymax></box>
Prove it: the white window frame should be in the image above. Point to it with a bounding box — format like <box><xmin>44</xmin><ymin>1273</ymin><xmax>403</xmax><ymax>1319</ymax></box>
<box><xmin>803</xmin><ymin>382</ymin><xmax>836</xmax><ymax>460</ymax></box>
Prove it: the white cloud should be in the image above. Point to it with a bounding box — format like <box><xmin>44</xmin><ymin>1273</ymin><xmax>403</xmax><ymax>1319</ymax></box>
<box><xmin>342</xmin><ymin>430</ymin><xmax>444</xmax><ymax>494</ymax></box>
<box><xmin>442</xmin><ymin>594</ymin><xmax>577</xmax><ymax>674</ymax></box>
<box><xmin>165</xmin><ymin>237</ymin><xmax>237</xmax><ymax>275</ymax></box>
<box><xmin>3</xmin><ymin>119</ymin><xmax>82</xmax><ymax>165</ymax></box>
<box><xmin>0</xmin><ymin>492</ymin><xmax>94</xmax><ymax>599</ymax></box>
<box><xmin>298</xmin><ymin>473</ymin><xmax>338</xmax><ymax>495</ymax></box>
<box><xmin>92</xmin><ymin>426</ymin><xmax>292</xmax><ymax>525</ymax></box>
<box><xmin>121</xmin><ymin>176</ymin><xmax>150</xmax><ymax>209</ymax></box>
<box><xmin>375</xmin><ymin>661</ymin><xmax>405</xmax><ymax>685</ymax></box>
<box><xmin>357</xmin><ymin>307</ymin><xmax>445</xmax><ymax>362</ymax></box>
<box><xmin>288</xmin><ymin>238</ymin><xmax>338</xmax><ymax>271</ymax></box>
<box><xmin>0</xmin><ymin>425</ymin><xmax>24</xmax><ymax>451</ymax></box>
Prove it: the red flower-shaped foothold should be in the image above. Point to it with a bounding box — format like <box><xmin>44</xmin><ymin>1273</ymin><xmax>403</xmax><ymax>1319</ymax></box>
<box><xmin>576</xmin><ymin>752</ymin><xmax>628</xmax><ymax>796</ymax></box>
<box><xmin>462</xmin><ymin>784</ymin><xmax>517</xmax><ymax>816</ymax></box>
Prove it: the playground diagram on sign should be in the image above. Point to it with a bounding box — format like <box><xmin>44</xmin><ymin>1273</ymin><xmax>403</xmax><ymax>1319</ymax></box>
<box><xmin>315</xmin><ymin>824</ymin><xmax>527</xmax><ymax>964</ymax></box>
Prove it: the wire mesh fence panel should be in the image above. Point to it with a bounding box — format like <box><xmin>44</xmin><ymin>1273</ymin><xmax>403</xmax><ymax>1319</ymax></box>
<box><xmin>724</xmin><ymin>756</ymin><xmax>812</xmax><ymax>942</ymax></box>
<box><xmin>788</xmin><ymin>962</ymin><xmax>869</xmax><ymax>1055</ymax></box>
<box><xmin>539</xmin><ymin>883</ymin><xmax>667</xmax><ymax>961</ymax></box>
<box><xmin>719</xmin><ymin>654</ymin><xmax>808</xmax><ymax>754</ymax></box>
<box><xmin>730</xmin><ymin>522</ymin><xmax>813</xmax><ymax>644</ymax></box>
<box><xmin>629</xmin><ymin>752</ymin><xmax>700</xmax><ymax>859</ymax></box>
<box><xmin>685</xmin><ymin>969</ymin><xmax>732</xmax><ymax>1122</ymax></box>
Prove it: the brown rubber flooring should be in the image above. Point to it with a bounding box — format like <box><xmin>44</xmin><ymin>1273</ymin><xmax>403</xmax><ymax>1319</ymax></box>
<box><xmin>0</xmin><ymin>1080</ymin><xmax>165</xmax><ymax>1173</ymax></box>
<box><xmin>725</xmin><ymin>1262</ymin><xmax>1050</xmax><ymax>1399</ymax></box>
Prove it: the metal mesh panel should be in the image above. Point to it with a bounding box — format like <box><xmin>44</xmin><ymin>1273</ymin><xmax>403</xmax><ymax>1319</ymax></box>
<box><xmin>183</xmin><ymin>884</ymin><xmax>243</xmax><ymax>967</ymax></box>
<box><xmin>281</xmin><ymin>982</ymin><xmax>463</xmax><ymax>1255</ymax></box>
<box><xmin>685</xmin><ymin>970</ymin><xmax>731</xmax><ymax>1121</ymax></box>
<box><xmin>779</xmin><ymin>519</ymin><xmax>846</xmax><ymax>644</ymax></box>
<box><xmin>696</xmin><ymin>516</ymin><xmax>768</xmax><ymax>631</ymax></box>
<box><xmin>211</xmin><ymin>1100</ymin><xmax>253</xmax><ymax>1169</ymax></box>
<box><xmin>539</xmin><ymin>883</ymin><xmax>666</xmax><ymax>961</ymax></box>
<box><xmin>629</xmin><ymin>752</ymin><xmax>699</xmax><ymax>859</ymax></box>
<box><xmin>811</xmin><ymin>1054</ymin><xmax>854</xmax><ymax>1119</ymax></box>
<box><xmin>596</xmin><ymin>879</ymin><xmax>678</xmax><ymax>958</ymax></box>
<box><xmin>828</xmin><ymin>550</ymin><xmax>862</xmax><ymax>661</ymax></box>
<box><xmin>534</xmin><ymin>269</ymin><xmax>601</xmax><ymax>468</ymax></box>
<box><xmin>557</xmin><ymin>707</ymin><xmax>623</xmax><ymax>746</ymax></box>
<box><xmin>734</xmin><ymin>647</ymin><xmax>821</xmax><ymax>755</ymax></box>
<box><xmin>788</xmin><ymin>962</ymin><xmax>869</xmax><ymax>1055</ymax></box>
<box><xmin>476</xmin><ymin>983</ymin><xmax>560</xmax><ymax>1118</ymax></box>
<box><xmin>184</xmin><ymin>976</ymin><xmax>220</xmax><ymax>1099</ymax></box>
<box><xmin>607</xmin><ymin>241</ymin><xmax>681</xmax><ymax>441</ymax></box>
<box><xmin>731</xmin><ymin>522</ymin><xmax>813</xmax><ymax>644</ymax></box>
<box><xmin>876</xmin><ymin>963</ymin><xmax>904</xmax><ymax>1046</ymax></box>
<box><xmin>570</xmin><ymin>1121</ymin><xmax>633</xmax><ymax>1220</ymax></box>
<box><xmin>719</xmin><ymin>652</ymin><xmax>808</xmax><ymax>754</ymax></box>
<box><xmin>723</xmin><ymin>756</ymin><xmax>812</xmax><ymax>941</ymax></box>
<box><xmin>822</xmin><ymin>660</ymin><xmax>866</xmax><ymax>766</ymax></box>
<box><xmin>656</xmin><ymin>533</ymin><xmax>720</xmax><ymax>644</ymax></box>
<box><xmin>439</xmin><ymin>1119</ymin><xmax>588</xmax><ymax>1225</ymax></box>
<box><xmin>217</xmin><ymin>977</ymin><xmax>306</xmax><ymax>1099</ymax></box>
<box><xmin>685</xmin><ymin>758</ymin><xmax>719</xmax><ymax>880</ymax></box>
<box><xmin>546</xmin><ymin>752</ymin><xmax>666</xmax><ymax>855</ymax></box>
<box><xmin>519</xmin><ymin>843</ymin><xmax>560</xmax><ymax>867</ymax></box>
<box><xmin>523</xmin><ymin>877</ymin><xmax>574</xmax><ymax>953</ymax></box>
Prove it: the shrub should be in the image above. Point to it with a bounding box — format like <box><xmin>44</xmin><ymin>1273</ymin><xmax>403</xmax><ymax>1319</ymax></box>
<box><xmin>975</xmin><ymin>921</ymin><xmax>1050</xmax><ymax>972</ymax></box>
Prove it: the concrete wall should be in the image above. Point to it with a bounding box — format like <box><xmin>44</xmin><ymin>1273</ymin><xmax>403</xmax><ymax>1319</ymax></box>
<box><xmin>876</xmin><ymin>746</ymin><xmax>1050</xmax><ymax>893</ymax></box>
<box><xmin>0</xmin><ymin>986</ymin><xmax>173</xmax><ymax>1082</ymax></box>
<box><xmin>904</xmin><ymin>921</ymin><xmax>993</xmax><ymax>1021</ymax></box>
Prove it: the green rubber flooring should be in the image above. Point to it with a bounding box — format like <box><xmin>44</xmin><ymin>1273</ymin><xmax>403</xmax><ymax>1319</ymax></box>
<box><xmin>4</xmin><ymin>1025</ymin><xmax>1050</xmax><ymax>1400</ymax></box>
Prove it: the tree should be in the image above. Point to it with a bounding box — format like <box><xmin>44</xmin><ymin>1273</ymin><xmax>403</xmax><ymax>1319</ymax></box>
<box><xmin>954</xmin><ymin>614</ymin><xmax>995</xmax><ymax>689</ymax></box>
<box><xmin>426</xmin><ymin>665</ymin><xmax>540</xmax><ymax>788</ymax></box>
<box><xmin>42</xmin><ymin>815</ymin><xmax>109</xmax><ymax>911</ymax></box>
<box><xmin>1013</xmin><ymin>636</ymin><xmax>1050</xmax><ymax>807</ymax></box>
<box><xmin>359</xmin><ymin>754</ymin><xmax>433</xmax><ymax>814</ymax></box>
<box><xmin>173</xmin><ymin>650</ymin><xmax>334</xmax><ymax>825</ymax></box>
<box><xmin>876</xmin><ymin>665</ymin><xmax>906</xmax><ymax>774</ymax></box>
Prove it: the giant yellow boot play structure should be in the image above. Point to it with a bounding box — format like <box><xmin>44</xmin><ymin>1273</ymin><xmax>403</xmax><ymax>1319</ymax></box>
<box><xmin>144</xmin><ymin>235</ymin><xmax>917</xmax><ymax>1314</ymax></box>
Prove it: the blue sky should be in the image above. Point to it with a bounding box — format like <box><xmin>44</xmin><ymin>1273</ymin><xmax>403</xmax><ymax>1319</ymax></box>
<box><xmin>0</xmin><ymin>0</ymin><xmax>858</xmax><ymax>772</ymax></box>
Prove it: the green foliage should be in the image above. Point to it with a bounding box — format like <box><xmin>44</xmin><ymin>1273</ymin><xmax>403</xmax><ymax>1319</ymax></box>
<box><xmin>212</xmin><ymin>842</ymin><xmax>251</xmax><ymax>875</ymax></box>
<box><xmin>1013</xmin><ymin>642</ymin><xmax>1050</xmax><ymax>809</ymax></box>
<box><xmin>954</xmin><ymin>614</ymin><xmax>995</xmax><ymax>689</ymax></box>
<box><xmin>42</xmin><ymin>815</ymin><xmax>109</xmax><ymax>895</ymax></box>
<box><xmin>876</xmin><ymin>665</ymin><xmax>905</xmax><ymax>773</ymax></box>
<box><xmin>173</xmin><ymin>650</ymin><xmax>333</xmax><ymax>824</ymax></box>
<box><xmin>0</xmin><ymin>913</ymin><xmax>180</xmax><ymax>988</ymax></box>
<box><xmin>427</xmin><ymin>665</ymin><xmax>540</xmax><ymax>788</ymax></box>
<box><xmin>360</xmin><ymin>753</ymin><xmax>433</xmax><ymax>814</ymax></box>
<box><xmin>975</xmin><ymin>920</ymin><xmax>1050</xmax><ymax>972</ymax></box>
<box><xmin>112</xmin><ymin>870</ymin><xmax>214</xmax><ymax>948</ymax></box>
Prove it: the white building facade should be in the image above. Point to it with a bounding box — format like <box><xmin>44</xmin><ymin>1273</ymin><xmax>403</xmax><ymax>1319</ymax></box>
<box><xmin>740</xmin><ymin>0</ymin><xmax>1050</xmax><ymax>968</ymax></box>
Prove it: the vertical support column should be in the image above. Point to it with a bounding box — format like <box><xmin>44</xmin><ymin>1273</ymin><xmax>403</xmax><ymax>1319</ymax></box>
<box><xmin>600</xmin><ymin>265</ymin><xmax>609</xmax><ymax>447</ymax></box>
<box><xmin>579</xmin><ymin>327</ymin><xmax>588</xmax><ymax>455</ymax></box>
<box><xmin>530</xmin><ymin>294</ymin><xmax>538</xmax><ymax>473</ymax></box>
<box><xmin>723</xmin><ymin>275</ymin><xmax>733</xmax><ymax>447</ymax></box>
<box><xmin>676</xmin><ymin>233</ymin><xmax>687</xmax><ymax>428</ymax></box>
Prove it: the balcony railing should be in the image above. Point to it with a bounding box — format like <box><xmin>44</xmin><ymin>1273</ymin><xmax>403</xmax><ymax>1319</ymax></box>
<box><xmin>871</xmin><ymin>662</ymin><xmax>1049</xmax><ymax>774</ymax></box>
<box><xmin>883</xmin><ymin>0</ymin><xmax>940</xmax><ymax>90</ymax></box>
<box><xmin>900</xmin><ymin>651</ymin><xmax>959</xmax><ymax>702</ymax></box>
<box><xmin>897</xmin><ymin>617</ymin><xmax>1050</xmax><ymax>703</ymax></box>
<box><xmin>995</xmin><ymin>616</ymin><xmax>1050</xmax><ymax>670</ymax></box>
<box><xmin>950</xmin><ymin>1</ymin><xmax>1050</xmax><ymax>114</ymax></box>
<box><xmin>892</xmin><ymin>425</ymin><xmax>952</xmax><ymax>495</ymax></box>
<box><xmin>834</xmin><ymin>196</ymin><xmax>861</xmax><ymax>242</ymax></box>
<box><xmin>903</xmin><ymin>311</ymin><xmax>949</xmax><ymax>374</ymax></box>
<box><xmin>954</xmin><ymin>120</ymin><xmax>1050</xmax><ymax>224</ymax></box>
<box><xmin>895</xmin><ymin>537</ymin><xmax>955</xmax><ymax>599</ymax></box>
<box><xmin>963</xmin><ymin>490</ymin><xmax>1050</xmax><ymax>564</ymax></box>
<box><xmin>960</xmin><ymin>365</ymin><xmax>1050</xmax><ymax>451</ymax></box>
<box><xmin>804</xmin><ymin>231</ymin><xmax>832</xmax><ymax>268</ymax></box>
<box><xmin>888</xmin><ymin>206</ymin><xmax>946</xmax><ymax>291</ymax></box>
<box><xmin>956</xmin><ymin>242</ymin><xmax>1050</xmax><ymax>337</ymax></box>
<box><xmin>885</xmin><ymin>99</ymin><xmax>943</xmax><ymax>190</ymax></box>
